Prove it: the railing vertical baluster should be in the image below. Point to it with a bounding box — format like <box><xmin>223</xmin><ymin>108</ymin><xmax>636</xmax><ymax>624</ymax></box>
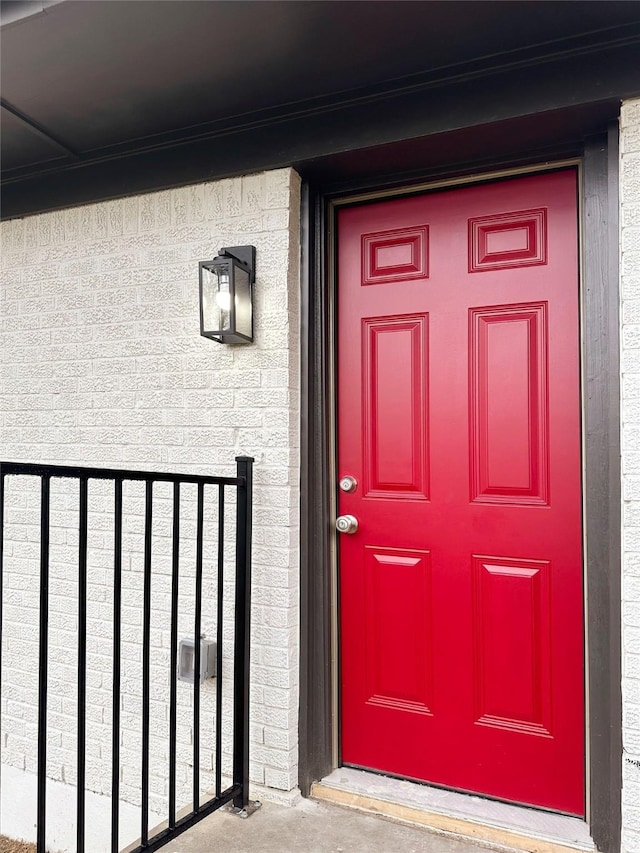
<box><xmin>215</xmin><ymin>484</ymin><xmax>224</xmax><ymax>798</ymax></box>
<box><xmin>193</xmin><ymin>482</ymin><xmax>204</xmax><ymax>812</ymax></box>
<box><xmin>37</xmin><ymin>476</ymin><xmax>51</xmax><ymax>853</ymax></box>
<box><xmin>111</xmin><ymin>479</ymin><xmax>123</xmax><ymax>853</ymax></box>
<box><xmin>141</xmin><ymin>480</ymin><xmax>153</xmax><ymax>845</ymax></box>
<box><xmin>233</xmin><ymin>457</ymin><xmax>254</xmax><ymax>810</ymax></box>
<box><xmin>77</xmin><ymin>477</ymin><xmax>88</xmax><ymax>853</ymax></box>
<box><xmin>169</xmin><ymin>481</ymin><xmax>180</xmax><ymax>830</ymax></box>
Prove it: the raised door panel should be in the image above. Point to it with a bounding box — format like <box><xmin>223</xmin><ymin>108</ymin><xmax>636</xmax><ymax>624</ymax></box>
<box><xmin>362</xmin><ymin>226</ymin><xmax>429</xmax><ymax>284</ymax></box>
<box><xmin>470</xmin><ymin>304</ymin><xmax>549</xmax><ymax>505</ymax></box>
<box><xmin>364</xmin><ymin>547</ymin><xmax>433</xmax><ymax>715</ymax></box>
<box><xmin>362</xmin><ymin>315</ymin><xmax>429</xmax><ymax>500</ymax></box>
<box><xmin>472</xmin><ymin>555</ymin><xmax>552</xmax><ymax>736</ymax></box>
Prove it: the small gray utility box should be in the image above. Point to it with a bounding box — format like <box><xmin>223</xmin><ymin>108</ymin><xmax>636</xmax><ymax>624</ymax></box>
<box><xmin>177</xmin><ymin>638</ymin><xmax>217</xmax><ymax>683</ymax></box>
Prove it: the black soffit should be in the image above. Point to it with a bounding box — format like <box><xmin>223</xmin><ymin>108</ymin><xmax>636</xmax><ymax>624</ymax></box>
<box><xmin>2</xmin><ymin>0</ymin><xmax>640</xmax><ymax>218</ymax></box>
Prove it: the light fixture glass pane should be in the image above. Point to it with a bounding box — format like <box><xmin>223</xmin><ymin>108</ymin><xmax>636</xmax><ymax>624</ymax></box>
<box><xmin>202</xmin><ymin>264</ymin><xmax>231</xmax><ymax>333</ymax></box>
<box><xmin>234</xmin><ymin>266</ymin><xmax>252</xmax><ymax>339</ymax></box>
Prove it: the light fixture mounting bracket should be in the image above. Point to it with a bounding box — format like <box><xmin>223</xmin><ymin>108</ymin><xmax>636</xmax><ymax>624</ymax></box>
<box><xmin>219</xmin><ymin>245</ymin><xmax>256</xmax><ymax>282</ymax></box>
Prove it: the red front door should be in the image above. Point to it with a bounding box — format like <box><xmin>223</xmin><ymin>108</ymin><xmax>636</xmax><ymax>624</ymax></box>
<box><xmin>337</xmin><ymin>170</ymin><xmax>584</xmax><ymax>815</ymax></box>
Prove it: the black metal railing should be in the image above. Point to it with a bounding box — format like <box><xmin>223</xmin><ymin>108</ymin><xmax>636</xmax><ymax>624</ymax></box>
<box><xmin>0</xmin><ymin>457</ymin><xmax>254</xmax><ymax>853</ymax></box>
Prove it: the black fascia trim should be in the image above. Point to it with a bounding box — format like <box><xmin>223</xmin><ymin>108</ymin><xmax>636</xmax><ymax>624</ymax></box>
<box><xmin>3</xmin><ymin>18</ymin><xmax>640</xmax><ymax>183</ymax></box>
<box><xmin>2</xmin><ymin>36</ymin><xmax>640</xmax><ymax>218</ymax></box>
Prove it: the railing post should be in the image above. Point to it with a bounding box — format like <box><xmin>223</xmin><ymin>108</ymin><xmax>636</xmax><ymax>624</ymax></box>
<box><xmin>37</xmin><ymin>476</ymin><xmax>50</xmax><ymax>853</ymax></box>
<box><xmin>0</xmin><ymin>467</ymin><xmax>5</xmax><ymax>818</ymax></box>
<box><xmin>232</xmin><ymin>456</ymin><xmax>254</xmax><ymax>811</ymax></box>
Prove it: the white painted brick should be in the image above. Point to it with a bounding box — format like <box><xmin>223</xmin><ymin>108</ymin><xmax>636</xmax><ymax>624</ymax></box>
<box><xmin>626</xmin><ymin>577</ymin><xmax>640</xmax><ymax>602</ymax></box>
<box><xmin>264</xmin><ymin>766</ymin><xmax>297</xmax><ymax>790</ymax></box>
<box><xmin>624</xmin><ymin>204</ymin><xmax>640</xmax><ymax>229</ymax></box>
<box><xmin>622</xmin><ymin>101</ymin><xmax>640</xmax><ymax>131</ymax></box>
<box><xmin>0</xmin><ymin>168</ymin><xmax>301</xmax><ymax>814</ymax></box>
<box><xmin>623</xmin><ymin>98</ymin><xmax>640</xmax><ymax>851</ymax></box>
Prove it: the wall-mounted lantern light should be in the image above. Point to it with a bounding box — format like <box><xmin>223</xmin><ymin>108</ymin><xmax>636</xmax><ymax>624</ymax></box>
<box><xmin>199</xmin><ymin>245</ymin><xmax>255</xmax><ymax>343</ymax></box>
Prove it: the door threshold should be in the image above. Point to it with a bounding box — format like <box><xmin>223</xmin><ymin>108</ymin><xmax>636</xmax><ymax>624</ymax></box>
<box><xmin>312</xmin><ymin>767</ymin><xmax>594</xmax><ymax>853</ymax></box>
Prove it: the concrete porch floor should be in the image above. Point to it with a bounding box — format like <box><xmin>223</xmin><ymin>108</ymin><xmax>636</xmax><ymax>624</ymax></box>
<box><xmin>166</xmin><ymin>798</ymin><xmax>496</xmax><ymax>853</ymax></box>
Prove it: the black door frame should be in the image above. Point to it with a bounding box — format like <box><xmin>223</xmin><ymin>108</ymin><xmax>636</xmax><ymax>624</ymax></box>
<box><xmin>299</xmin><ymin>128</ymin><xmax>621</xmax><ymax>853</ymax></box>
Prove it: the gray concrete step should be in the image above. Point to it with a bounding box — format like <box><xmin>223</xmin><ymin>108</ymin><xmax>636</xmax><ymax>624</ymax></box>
<box><xmin>166</xmin><ymin>798</ymin><xmax>498</xmax><ymax>853</ymax></box>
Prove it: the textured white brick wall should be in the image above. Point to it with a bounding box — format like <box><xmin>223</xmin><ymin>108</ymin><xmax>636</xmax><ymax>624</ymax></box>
<box><xmin>0</xmin><ymin>168</ymin><xmax>301</xmax><ymax>827</ymax></box>
<box><xmin>622</xmin><ymin>98</ymin><xmax>640</xmax><ymax>853</ymax></box>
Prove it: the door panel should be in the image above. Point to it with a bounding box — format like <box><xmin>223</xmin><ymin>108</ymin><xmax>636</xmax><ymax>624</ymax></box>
<box><xmin>470</xmin><ymin>303</ymin><xmax>548</xmax><ymax>504</ymax></box>
<box><xmin>364</xmin><ymin>547</ymin><xmax>433</xmax><ymax>715</ymax></box>
<box><xmin>362</xmin><ymin>315</ymin><xmax>429</xmax><ymax>499</ymax></box>
<box><xmin>472</xmin><ymin>555</ymin><xmax>552</xmax><ymax>735</ymax></box>
<box><xmin>337</xmin><ymin>170</ymin><xmax>584</xmax><ymax>815</ymax></box>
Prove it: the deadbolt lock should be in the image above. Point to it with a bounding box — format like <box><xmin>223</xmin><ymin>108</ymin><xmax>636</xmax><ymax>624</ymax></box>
<box><xmin>339</xmin><ymin>475</ymin><xmax>358</xmax><ymax>493</ymax></box>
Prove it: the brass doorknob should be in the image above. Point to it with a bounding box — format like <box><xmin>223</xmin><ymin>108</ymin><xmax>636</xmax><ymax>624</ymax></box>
<box><xmin>336</xmin><ymin>515</ymin><xmax>358</xmax><ymax>534</ymax></box>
